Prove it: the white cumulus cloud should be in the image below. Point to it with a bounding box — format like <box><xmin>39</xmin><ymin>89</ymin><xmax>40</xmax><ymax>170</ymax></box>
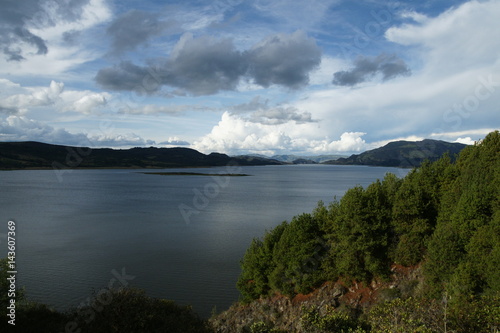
<box><xmin>192</xmin><ymin>112</ymin><xmax>369</xmax><ymax>155</ymax></box>
<box><xmin>0</xmin><ymin>79</ymin><xmax>110</xmax><ymax>115</ymax></box>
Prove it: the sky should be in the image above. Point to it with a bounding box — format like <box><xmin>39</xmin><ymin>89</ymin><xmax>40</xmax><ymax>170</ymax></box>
<box><xmin>0</xmin><ymin>0</ymin><xmax>499</xmax><ymax>155</ymax></box>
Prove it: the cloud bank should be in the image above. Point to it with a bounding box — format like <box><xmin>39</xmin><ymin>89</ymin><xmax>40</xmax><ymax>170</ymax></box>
<box><xmin>95</xmin><ymin>31</ymin><xmax>321</xmax><ymax>95</ymax></box>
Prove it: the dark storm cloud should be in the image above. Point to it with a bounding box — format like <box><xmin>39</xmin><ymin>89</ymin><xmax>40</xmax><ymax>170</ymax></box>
<box><xmin>245</xmin><ymin>31</ymin><xmax>322</xmax><ymax>88</ymax></box>
<box><xmin>0</xmin><ymin>0</ymin><xmax>89</xmax><ymax>61</ymax></box>
<box><xmin>332</xmin><ymin>53</ymin><xmax>411</xmax><ymax>86</ymax></box>
<box><xmin>161</xmin><ymin>34</ymin><xmax>247</xmax><ymax>95</ymax></box>
<box><xmin>107</xmin><ymin>10</ymin><xmax>177</xmax><ymax>55</ymax></box>
<box><xmin>96</xmin><ymin>35</ymin><xmax>245</xmax><ymax>95</ymax></box>
<box><xmin>95</xmin><ymin>31</ymin><xmax>322</xmax><ymax>95</ymax></box>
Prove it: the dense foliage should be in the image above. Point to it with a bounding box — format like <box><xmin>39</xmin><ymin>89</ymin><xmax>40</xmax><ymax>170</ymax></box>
<box><xmin>0</xmin><ymin>281</ymin><xmax>211</xmax><ymax>332</ymax></box>
<box><xmin>238</xmin><ymin>131</ymin><xmax>500</xmax><ymax>330</ymax></box>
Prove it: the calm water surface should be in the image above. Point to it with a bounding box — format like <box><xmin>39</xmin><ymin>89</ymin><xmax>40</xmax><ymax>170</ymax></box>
<box><xmin>0</xmin><ymin>165</ymin><xmax>409</xmax><ymax>317</ymax></box>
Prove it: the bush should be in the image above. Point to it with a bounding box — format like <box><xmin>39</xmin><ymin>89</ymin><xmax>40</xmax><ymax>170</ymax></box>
<box><xmin>15</xmin><ymin>302</ymin><xmax>69</xmax><ymax>332</ymax></box>
<box><xmin>70</xmin><ymin>288</ymin><xmax>211</xmax><ymax>333</ymax></box>
<box><xmin>301</xmin><ymin>306</ymin><xmax>364</xmax><ymax>332</ymax></box>
<box><xmin>367</xmin><ymin>297</ymin><xmax>440</xmax><ymax>333</ymax></box>
<box><xmin>448</xmin><ymin>295</ymin><xmax>500</xmax><ymax>333</ymax></box>
<box><xmin>249</xmin><ymin>321</ymin><xmax>286</xmax><ymax>333</ymax></box>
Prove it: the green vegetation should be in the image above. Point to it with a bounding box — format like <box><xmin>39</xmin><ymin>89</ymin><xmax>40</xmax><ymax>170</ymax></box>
<box><xmin>0</xmin><ymin>281</ymin><xmax>211</xmax><ymax>332</ymax></box>
<box><xmin>238</xmin><ymin>131</ymin><xmax>500</xmax><ymax>331</ymax></box>
<box><xmin>301</xmin><ymin>306</ymin><xmax>364</xmax><ymax>332</ymax></box>
<box><xmin>67</xmin><ymin>288</ymin><xmax>211</xmax><ymax>333</ymax></box>
<box><xmin>2</xmin><ymin>258</ymin><xmax>210</xmax><ymax>332</ymax></box>
<box><xmin>249</xmin><ymin>321</ymin><xmax>287</xmax><ymax>333</ymax></box>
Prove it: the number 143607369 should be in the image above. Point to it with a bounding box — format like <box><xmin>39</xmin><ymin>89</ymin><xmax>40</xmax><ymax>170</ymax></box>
<box><xmin>6</xmin><ymin>220</ymin><xmax>17</xmax><ymax>326</ymax></box>
<box><xmin>7</xmin><ymin>221</ymin><xmax>16</xmax><ymax>270</ymax></box>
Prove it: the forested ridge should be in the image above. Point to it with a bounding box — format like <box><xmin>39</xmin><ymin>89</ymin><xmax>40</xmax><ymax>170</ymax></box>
<box><xmin>230</xmin><ymin>130</ymin><xmax>499</xmax><ymax>332</ymax></box>
<box><xmin>0</xmin><ymin>141</ymin><xmax>284</xmax><ymax>169</ymax></box>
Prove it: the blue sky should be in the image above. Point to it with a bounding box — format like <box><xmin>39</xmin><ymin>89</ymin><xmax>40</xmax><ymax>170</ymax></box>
<box><xmin>0</xmin><ymin>0</ymin><xmax>498</xmax><ymax>155</ymax></box>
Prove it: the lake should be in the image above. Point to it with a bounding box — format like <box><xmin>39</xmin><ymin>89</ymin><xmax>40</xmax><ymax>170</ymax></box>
<box><xmin>0</xmin><ymin>164</ymin><xmax>409</xmax><ymax>318</ymax></box>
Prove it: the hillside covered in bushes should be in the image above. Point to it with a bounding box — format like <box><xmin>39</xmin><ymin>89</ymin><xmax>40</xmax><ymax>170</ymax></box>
<box><xmin>222</xmin><ymin>130</ymin><xmax>499</xmax><ymax>332</ymax></box>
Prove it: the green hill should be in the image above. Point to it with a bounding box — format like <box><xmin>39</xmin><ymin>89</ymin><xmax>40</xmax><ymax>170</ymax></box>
<box><xmin>0</xmin><ymin>141</ymin><xmax>284</xmax><ymax>169</ymax></box>
<box><xmin>324</xmin><ymin>139</ymin><xmax>467</xmax><ymax>167</ymax></box>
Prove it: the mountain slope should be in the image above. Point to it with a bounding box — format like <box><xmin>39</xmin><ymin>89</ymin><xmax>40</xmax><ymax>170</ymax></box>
<box><xmin>324</xmin><ymin>139</ymin><xmax>466</xmax><ymax>167</ymax></box>
<box><xmin>0</xmin><ymin>141</ymin><xmax>284</xmax><ymax>169</ymax></box>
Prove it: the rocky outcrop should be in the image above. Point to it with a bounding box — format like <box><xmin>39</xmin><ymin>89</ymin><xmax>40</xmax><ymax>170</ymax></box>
<box><xmin>210</xmin><ymin>265</ymin><xmax>422</xmax><ymax>332</ymax></box>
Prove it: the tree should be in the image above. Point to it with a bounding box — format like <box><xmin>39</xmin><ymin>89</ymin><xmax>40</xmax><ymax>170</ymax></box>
<box><xmin>326</xmin><ymin>184</ymin><xmax>392</xmax><ymax>283</ymax></box>
<box><xmin>237</xmin><ymin>222</ymin><xmax>288</xmax><ymax>301</ymax></box>
<box><xmin>269</xmin><ymin>214</ymin><xmax>327</xmax><ymax>296</ymax></box>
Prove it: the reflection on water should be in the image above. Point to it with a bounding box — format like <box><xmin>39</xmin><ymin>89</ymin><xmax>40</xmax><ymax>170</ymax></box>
<box><xmin>0</xmin><ymin>165</ymin><xmax>409</xmax><ymax>317</ymax></box>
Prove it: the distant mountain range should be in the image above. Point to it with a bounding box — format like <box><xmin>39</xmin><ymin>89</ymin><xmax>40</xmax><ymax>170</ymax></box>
<box><xmin>0</xmin><ymin>141</ymin><xmax>284</xmax><ymax>169</ymax></box>
<box><xmin>236</xmin><ymin>154</ymin><xmax>347</xmax><ymax>164</ymax></box>
<box><xmin>0</xmin><ymin>139</ymin><xmax>468</xmax><ymax>170</ymax></box>
<box><xmin>324</xmin><ymin>139</ymin><xmax>467</xmax><ymax>167</ymax></box>
<box><xmin>271</xmin><ymin>154</ymin><xmax>347</xmax><ymax>164</ymax></box>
